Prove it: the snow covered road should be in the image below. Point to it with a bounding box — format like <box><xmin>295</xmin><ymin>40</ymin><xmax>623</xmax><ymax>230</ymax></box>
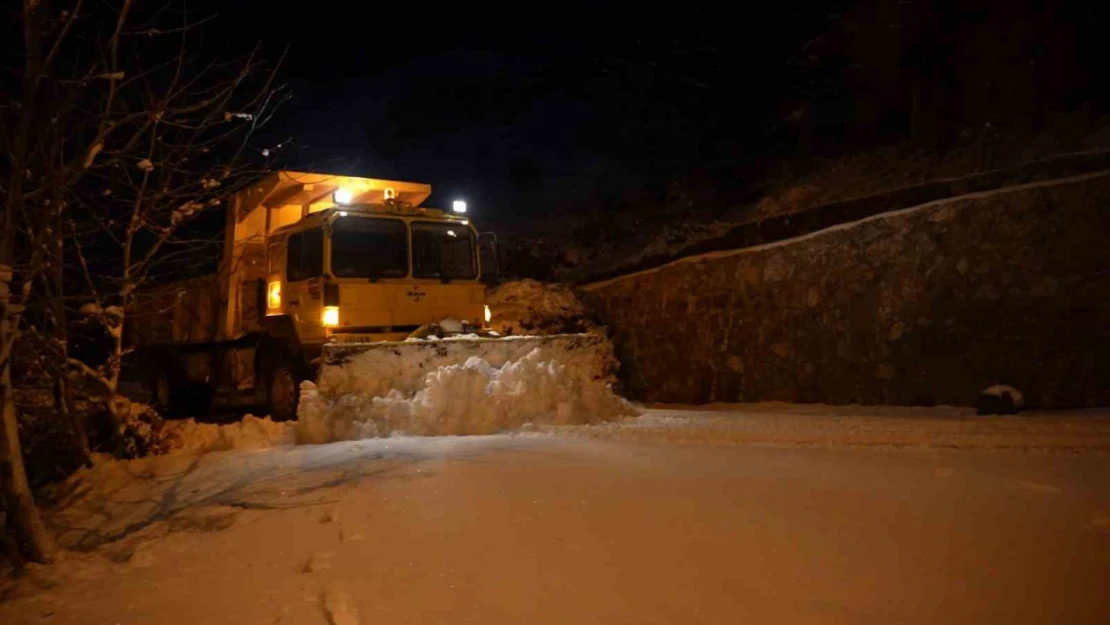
<box><xmin>3</xmin><ymin>405</ymin><xmax>1110</xmax><ymax>624</ymax></box>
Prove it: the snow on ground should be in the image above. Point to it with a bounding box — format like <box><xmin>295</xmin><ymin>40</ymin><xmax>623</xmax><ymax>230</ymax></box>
<box><xmin>3</xmin><ymin>404</ymin><xmax>1110</xmax><ymax>624</ymax></box>
<box><xmin>561</xmin><ymin>403</ymin><xmax>1110</xmax><ymax>452</ymax></box>
<box><xmin>299</xmin><ymin>336</ymin><xmax>633</xmax><ymax>443</ymax></box>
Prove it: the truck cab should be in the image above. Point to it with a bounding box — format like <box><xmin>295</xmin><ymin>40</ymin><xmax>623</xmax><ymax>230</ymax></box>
<box><xmin>266</xmin><ymin>205</ymin><xmax>487</xmax><ymax>345</ymax></box>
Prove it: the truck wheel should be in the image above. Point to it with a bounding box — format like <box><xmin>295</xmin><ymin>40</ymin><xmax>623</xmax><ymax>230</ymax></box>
<box><xmin>151</xmin><ymin>371</ymin><xmax>212</xmax><ymax>419</ymax></box>
<box><xmin>267</xmin><ymin>364</ymin><xmax>299</xmax><ymax>421</ymax></box>
<box><xmin>151</xmin><ymin>370</ymin><xmax>173</xmax><ymax>409</ymax></box>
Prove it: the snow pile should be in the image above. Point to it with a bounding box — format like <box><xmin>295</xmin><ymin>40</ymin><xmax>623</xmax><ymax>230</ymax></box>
<box><xmin>486</xmin><ymin>279</ymin><xmax>595</xmax><ymax>335</ymax></box>
<box><xmin>298</xmin><ymin>336</ymin><xmax>636</xmax><ymax>443</ymax></box>
<box><xmin>163</xmin><ymin>415</ymin><xmax>296</xmax><ymax>454</ymax></box>
<box><xmin>116</xmin><ymin>400</ymin><xmax>294</xmax><ymax>456</ymax></box>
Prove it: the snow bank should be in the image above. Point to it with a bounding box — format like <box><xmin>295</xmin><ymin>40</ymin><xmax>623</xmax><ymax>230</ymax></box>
<box><xmin>163</xmin><ymin>415</ymin><xmax>296</xmax><ymax>454</ymax></box>
<box><xmin>298</xmin><ymin>335</ymin><xmax>636</xmax><ymax>443</ymax></box>
<box><xmin>115</xmin><ymin>400</ymin><xmax>294</xmax><ymax>456</ymax></box>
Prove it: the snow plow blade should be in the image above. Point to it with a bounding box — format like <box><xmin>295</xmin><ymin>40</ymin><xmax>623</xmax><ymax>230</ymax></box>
<box><xmin>316</xmin><ymin>333</ymin><xmax>612</xmax><ymax>400</ymax></box>
<box><xmin>298</xmin><ymin>332</ymin><xmax>634</xmax><ymax>442</ymax></box>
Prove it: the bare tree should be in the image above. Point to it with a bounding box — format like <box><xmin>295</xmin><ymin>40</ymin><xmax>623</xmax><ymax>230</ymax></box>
<box><xmin>2</xmin><ymin>0</ymin><xmax>285</xmax><ymax>564</ymax></box>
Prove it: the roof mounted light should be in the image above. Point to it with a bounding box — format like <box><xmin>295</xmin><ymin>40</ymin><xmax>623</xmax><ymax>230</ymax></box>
<box><xmin>452</xmin><ymin>200</ymin><xmax>467</xmax><ymax>214</ymax></box>
<box><xmin>333</xmin><ymin>187</ymin><xmax>354</xmax><ymax>205</ymax></box>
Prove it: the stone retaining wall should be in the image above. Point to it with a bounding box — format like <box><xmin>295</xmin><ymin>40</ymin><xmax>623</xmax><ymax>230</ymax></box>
<box><xmin>583</xmin><ymin>173</ymin><xmax>1110</xmax><ymax>408</ymax></box>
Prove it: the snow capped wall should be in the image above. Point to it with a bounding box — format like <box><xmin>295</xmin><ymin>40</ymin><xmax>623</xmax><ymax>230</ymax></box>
<box><xmin>584</xmin><ymin>172</ymin><xmax>1110</xmax><ymax>408</ymax></box>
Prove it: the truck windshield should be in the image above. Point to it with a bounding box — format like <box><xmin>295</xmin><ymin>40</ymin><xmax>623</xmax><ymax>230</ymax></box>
<box><xmin>412</xmin><ymin>222</ymin><xmax>477</xmax><ymax>280</ymax></box>
<box><xmin>330</xmin><ymin>217</ymin><xmax>408</xmax><ymax>279</ymax></box>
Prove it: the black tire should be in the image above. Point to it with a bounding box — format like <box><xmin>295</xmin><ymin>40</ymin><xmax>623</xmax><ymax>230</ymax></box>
<box><xmin>267</xmin><ymin>363</ymin><xmax>300</xmax><ymax>421</ymax></box>
<box><xmin>151</xmin><ymin>369</ymin><xmax>173</xmax><ymax>409</ymax></box>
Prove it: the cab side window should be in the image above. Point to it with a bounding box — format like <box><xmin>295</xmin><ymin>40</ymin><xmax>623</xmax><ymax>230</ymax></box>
<box><xmin>285</xmin><ymin>228</ymin><xmax>324</xmax><ymax>282</ymax></box>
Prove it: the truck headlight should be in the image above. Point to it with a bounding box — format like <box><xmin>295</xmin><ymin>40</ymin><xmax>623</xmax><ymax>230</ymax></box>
<box><xmin>267</xmin><ymin>281</ymin><xmax>282</xmax><ymax>310</ymax></box>
<box><xmin>483</xmin><ymin>305</ymin><xmax>492</xmax><ymax>323</ymax></box>
<box><xmin>333</xmin><ymin>187</ymin><xmax>354</xmax><ymax>205</ymax></box>
<box><xmin>322</xmin><ymin>306</ymin><xmax>340</xmax><ymax>327</ymax></box>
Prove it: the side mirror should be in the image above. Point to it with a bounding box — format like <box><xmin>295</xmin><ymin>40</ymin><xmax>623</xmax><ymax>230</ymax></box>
<box><xmin>478</xmin><ymin>232</ymin><xmax>500</xmax><ymax>283</ymax></box>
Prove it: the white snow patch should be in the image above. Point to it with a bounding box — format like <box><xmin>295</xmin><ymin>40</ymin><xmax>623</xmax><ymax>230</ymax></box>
<box><xmin>171</xmin><ymin>201</ymin><xmax>202</xmax><ymax>224</ymax></box>
<box><xmin>298</xmin><ymin>336</ymin><xmax>635</xmax><ymax>443</ymax></box>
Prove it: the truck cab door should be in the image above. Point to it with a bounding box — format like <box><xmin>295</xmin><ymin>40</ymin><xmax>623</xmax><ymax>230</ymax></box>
<box><xmin>479</xmin><ymin>231</ymin><xmax>500</xmax><ymax>283</ymax></box>
<box><xmin>284</xmin><ymin>227</ymin><xmax>326</xmax><ymax>344</ymax></box>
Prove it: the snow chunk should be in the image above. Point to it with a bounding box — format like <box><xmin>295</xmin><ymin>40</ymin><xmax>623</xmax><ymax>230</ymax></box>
<box><xmin>136</xmin><ymin>158</ymin><xmax>154</xmax><ymax>172</ymax></box>
<box><xmin>977</xmin><ymin>385</ymin><xmax>1025</xmax><ymax>416</ymax></box>
<box><xmin>171</xmin><ymin>201</ymin><xmax>203</xmax><ymax>224</ymax></box>
<box><xmin>438</xmin><ymin>317</ymin><xmax>465</xmax><ymax>333</ymax></box>
<box><xmin>981</xmin><ymin>384</ymin><xmax>1024</xmax><ymax>405</ymax></box>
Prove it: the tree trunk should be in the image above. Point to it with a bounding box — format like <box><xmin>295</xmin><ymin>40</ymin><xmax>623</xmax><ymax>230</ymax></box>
<box><xmin>55</xmin><ymin>376</ymin><xmax>91</xmax><ymax>466</ymax></box>
<box><xmin>48</xmin><ymin>243</ymin><xmax>91</xmax><ymax>465</ymax></box>
<box><xmin>105</xmin><ymin>306</ymin><xmax>129</xmax><ymax>457</ymax></box>
<box><xmin>0</xmin><ymin>266</ymin><xmax>55</xmax><ymax>563</ymax></box>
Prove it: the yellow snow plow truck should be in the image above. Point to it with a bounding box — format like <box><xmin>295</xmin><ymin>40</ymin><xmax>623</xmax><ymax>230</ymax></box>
<box><xmin>129</xmin><ymin>171</ymin><xmax>602</xmax><ymax>420</ymax></box>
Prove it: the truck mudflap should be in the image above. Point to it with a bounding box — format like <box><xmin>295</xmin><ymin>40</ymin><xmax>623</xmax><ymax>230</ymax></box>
<box><xmin>315</xmin><ymin>333</ymin><xmax>613</xmax><ymax>403</ymax></box>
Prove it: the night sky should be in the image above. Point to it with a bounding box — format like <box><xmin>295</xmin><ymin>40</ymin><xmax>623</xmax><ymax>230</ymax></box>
<box><xmin>203</xmin><ymin>2</ymin><xmax>1110</xmax><ymax>227</ymax></box>
<box><xmin>204</xmin><ymin>4</ymin><xmax>837</xmax><ymax>224</ymax></box>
